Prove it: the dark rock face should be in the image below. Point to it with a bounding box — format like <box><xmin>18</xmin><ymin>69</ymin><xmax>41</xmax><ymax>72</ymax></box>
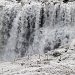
<box><xmin>16</xmin><ymin>0</ymin><xmax>21</xmax><ymax>3</ymax></box>
<box><xmin>52</xmin><ymin>51</ymin><xmax>61</xmax><ymax>57</ymax></box>
<box><xmin>63</xmin><ymin>0</ymin><xmax>69</xmax><ymax>3</ymax></box>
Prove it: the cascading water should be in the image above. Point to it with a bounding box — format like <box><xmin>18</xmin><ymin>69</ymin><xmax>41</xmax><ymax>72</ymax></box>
<box><xmin>0</xmin><ymin>0</ymin><xmax>75</xmax><ymax>61</ymax></box>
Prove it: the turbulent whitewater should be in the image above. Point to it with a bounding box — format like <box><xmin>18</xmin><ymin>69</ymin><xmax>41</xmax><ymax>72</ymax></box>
<box><xmin>0</xmin><ymin>0</ymin><xmax>75</xmax><ymax>61</ymax></box>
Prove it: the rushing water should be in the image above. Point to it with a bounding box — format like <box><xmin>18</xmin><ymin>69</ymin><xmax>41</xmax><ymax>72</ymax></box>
<box><xmin>0</xmin><ymin>0</ymin><xmax>75</xmax><ymax>61</ymax></box>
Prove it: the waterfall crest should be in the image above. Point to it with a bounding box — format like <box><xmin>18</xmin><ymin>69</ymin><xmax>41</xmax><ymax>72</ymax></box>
<box><xmin>0</xmin><ymin>0</ymin><xmax>75</xmax><ymax>60</ymax></box>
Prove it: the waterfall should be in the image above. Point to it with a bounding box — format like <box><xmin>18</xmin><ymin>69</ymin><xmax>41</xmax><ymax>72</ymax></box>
<box><xmin>0</xmin><ymin>0</ymin><xmax>75</xmax><ymax>61</ymax></box>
